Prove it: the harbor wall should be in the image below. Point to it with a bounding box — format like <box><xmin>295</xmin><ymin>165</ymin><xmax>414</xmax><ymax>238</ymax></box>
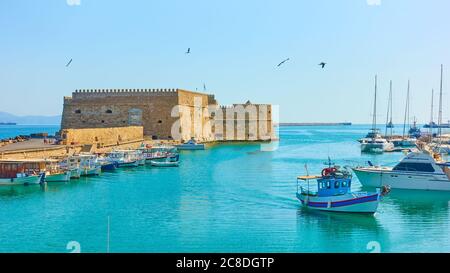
<box><xmin>60</xmin><ymin>126</ymin><xmax>144</xmax><ymax>147</ymax></box>
<box><xmin>0</xmin><ymin>146</ymin><xmax>78</xmax><ymax>160</ymax></box>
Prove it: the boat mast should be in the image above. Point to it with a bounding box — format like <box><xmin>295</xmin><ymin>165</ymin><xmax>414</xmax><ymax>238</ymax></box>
<box><xmin>403</xmin><ymin>80</ymin><xmax>410</xmax><ymax>139</ymax></box>
<box><xmin>372</xmin><ymin>75</ymin><xmax>378</xmax><ymax>137</ymax></box>
<box><xmin>385</xmin><ymin>80</ymin><xmax>393</xmax><ymax>137</ymax></box>
<box><xmin>390</xmin><ymin>81</ymin><xmax>393</xmax><ymax>136</ymax></box>
<box><xmin>438</xmin><ymin>64</ymin><xmax>443</xmax><ymax>142</ymax></box>
<box><xmin>429</xmin><ymin>89</ymin><xmax>434</xmax><ymax>142</ymax></box>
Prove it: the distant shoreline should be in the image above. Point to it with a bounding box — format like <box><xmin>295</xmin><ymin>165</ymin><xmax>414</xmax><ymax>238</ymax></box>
<box><xmin>278</xmin><ymin>122</ymin><xmax>352</xmax><ymax>126</ymax></box>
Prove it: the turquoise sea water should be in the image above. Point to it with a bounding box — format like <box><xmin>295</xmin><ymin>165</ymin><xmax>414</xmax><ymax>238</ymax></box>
<box><xmin>1</xmin><ymin>125</ymin><xmax>450</xmax><ymax>253</ymax></box>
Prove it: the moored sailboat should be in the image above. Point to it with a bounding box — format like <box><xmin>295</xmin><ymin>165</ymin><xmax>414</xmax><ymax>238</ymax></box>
<box><xmin>360</xmin><ymin>75</ymin><xmax>394</xmax><ymax>153</ymax></box>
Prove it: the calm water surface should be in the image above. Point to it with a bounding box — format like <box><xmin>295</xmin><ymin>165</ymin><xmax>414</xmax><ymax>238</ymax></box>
<box><xmin>1</xmin><ymin>125</ymin><xmax>450</xmax><ymax>253</ymax></box>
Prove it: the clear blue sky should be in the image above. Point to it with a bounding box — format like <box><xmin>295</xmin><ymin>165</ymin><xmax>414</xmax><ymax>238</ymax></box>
<box><xmin>1</xmin><ymin>0</ymin><xmax>449</xmax><ymax>123</ymax></box>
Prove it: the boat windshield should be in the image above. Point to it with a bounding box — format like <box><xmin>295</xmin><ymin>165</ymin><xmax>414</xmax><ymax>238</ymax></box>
<box><xmin>392</xmin><ymin>162</ymin><xmax>436</xmax><ymax>172</ymax></box>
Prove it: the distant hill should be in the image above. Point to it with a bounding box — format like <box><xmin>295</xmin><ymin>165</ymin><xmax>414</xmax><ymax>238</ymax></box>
<box><xmin>0</xmin><ymin>111</ymin><xmax>61</xmax><ymax>125</ymax></box>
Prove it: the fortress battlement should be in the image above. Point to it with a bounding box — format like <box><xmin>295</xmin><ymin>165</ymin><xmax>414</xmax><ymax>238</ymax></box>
<box><xmin>71</xmin><ymin>88</ymin><xmax>179</xmax><ymax>99</ymax></box>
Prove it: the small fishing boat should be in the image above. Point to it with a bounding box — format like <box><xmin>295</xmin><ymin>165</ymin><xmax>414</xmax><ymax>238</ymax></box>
<box><xmin>176</xmin><ymin>139</ymin><xmax>205</xmax><ymax>150</ymax></box>
<box><xmin>107</xmin><ymin>150</ymin><xmax>142</xmax><ymax>167</ymax></box>
<box><xmin>44</xmin><ymin>171</ymin><xmax>71</xmax><ymax>182</ymax></box>
<box><xmin>296</xmin><ymin>160</ymin><xmax>387</xmax><ymax>213</ymax></box>
<box><xmin>60</xmin><ymin>157</ymin><xmax>82</xmax><ymax>179</ymax></box>
<box><xmin>150</xmin><ymin>154</ymin><xmax>180</xmax><ymax>167</ymax></box>
<box><xmin>139</xmin><ymin>144</ymin><xmax>179</xmax><ymax>163</ymax></box>
<box><xmin>97</xmin><ymin>156</ymin><xmax>118</xmax><ymax>171</ymax></box>
<box><xmin>43</xmin><ymin>159</ymin><xmax>71</xmax><ymax>182</ymax></box>
<box><xmin>77</xmin><ymin>154</ymin><xmax>101</xmax><ymax>176</ymax></box>
<box><xmin>0</xmin><ymin>159</ymin><xmax>46</xmax><ymax>186</ymax></box>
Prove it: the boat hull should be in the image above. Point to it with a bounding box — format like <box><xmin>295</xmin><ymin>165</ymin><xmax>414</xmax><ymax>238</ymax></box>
<box><xmin>117</xmin><ymin>161</ymin><xmax>139</xmax><ymax>168</ymax></box>
<box><xmin>176</xmin><ymin>144</ymin><xmax>205</xmax><ymax>150</ymax></box>
<box><xmin>361</xmin><ymin>142</ymin><xmax>394</xmax><ymax>153</ymax></box>
<box><xmin>353</xmin><ymin>168</ymin><xmax>450</xmax><ymax>191</ymax></box>
<box><xmin>45</xmin><ymin>172</ymin><xmax>71</xmax><ymax>182</ymax></box>
<box><xmin>69</xmin><ymin>168</ymin><xmax>81</xmax><ymax>179</ymax></box>
<box><xmin>100</xmin><ymin>162</ymin><xmax>118</xmax><ymax>171</ymax></box>
<box><xmin>80</xmin><ymin>166</ymin><xmax>101</xmax><ymax>176</ymax></box>
<box><xmin>150</xmin><ymin>160</ymin><xmax>179</xmax><ymax>167</ymax></box>
<box><xmin>137</xmin><ymin>158</ymin><xmax>146</xmax><ymax>166</ymax></box>
<box><xmin>0</xmin><ymin>174</ymin><xmax>43</xmax><ymax>186</ymax></box>
<box><xmin>296</xmin><ymin>192</ymin><xmax>380</xmax><ymax>213</ymax></box>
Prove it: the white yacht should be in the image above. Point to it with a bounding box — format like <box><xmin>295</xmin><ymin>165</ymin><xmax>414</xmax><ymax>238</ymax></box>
<box><xmin>353</xmin><ymin>152</ymin><xmax>450</xmax><ymax>191</ymax></box>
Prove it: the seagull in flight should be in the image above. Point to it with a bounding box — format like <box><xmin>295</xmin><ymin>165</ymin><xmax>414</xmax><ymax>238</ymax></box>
<box><xmin>185</xmin><ymin>48</ymin><xmax>191</xmax><ymax>54</ymax></box>
<box><xmin>66</xmin><ymin>58</ymin><xmax>73</xmax><ymax>67</ymax></box>
<box><xmin>319</xmin><ymin>62</ymin><xmax>326</xmax><ymax>69</ymax></box>
<box><xmin>277</xmin><ymin>58</ymin><xmax>290</xmax><ymax>67</ymax></box>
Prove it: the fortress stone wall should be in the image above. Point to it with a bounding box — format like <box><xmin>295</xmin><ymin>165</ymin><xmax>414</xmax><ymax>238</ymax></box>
<box><xmin>213</xmin><ymin>102</ymin><xmax>273</xmax><ymax>141</ymax></box>
<box><xmin>61</xmin><ymin>88</ymin><xmax>274</xmax><ymax>143</ymax></box>
<box><xmin>60</xmin><ymin>126</ymin><xmax>144</xmax><ymax>146</ymax></box>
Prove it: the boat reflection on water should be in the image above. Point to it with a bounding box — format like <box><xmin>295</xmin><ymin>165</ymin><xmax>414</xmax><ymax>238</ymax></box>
<box><xmin>381</xmin><ymin>189</ymin><xmax>450</xmax><ymax>216</ymax></box>
<box><xmin>295</xmin><ymin>207</ymin><xmax>389</xmax><ymax>252</ymax></box>
<box><xmin>0</xmin><ymin>183</ymin><xmax>46</xmax><ymax>198</ymax></box>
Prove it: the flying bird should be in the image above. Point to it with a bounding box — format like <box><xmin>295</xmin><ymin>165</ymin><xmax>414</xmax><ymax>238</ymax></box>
<box><xmin>66</xmin><ymin>58</ymin><xmax>73</xmax><ymax>67</ymax></box>
<box><xmin>185</xmin><ymin>48</ymin><xmax>190</xmax><ymax>54</ymax></box>
<box><xmin>277</xmin><ymin>58</ymin><xmax>290</xmax><ymax>67</ymax></box>
<box><xmin>319</xmin><ymin>62</ymin><xmax>326</xmax><ymax>69</ymax></box>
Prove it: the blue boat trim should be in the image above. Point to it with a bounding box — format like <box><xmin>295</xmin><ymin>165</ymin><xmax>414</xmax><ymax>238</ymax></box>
<box><xmin>298</xmin><ymin>193</ymin><xmax>379</xmax><ymax>208</ymax></box>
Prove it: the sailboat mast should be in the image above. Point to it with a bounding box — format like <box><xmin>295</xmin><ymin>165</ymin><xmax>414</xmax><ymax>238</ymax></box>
<box><xmin>403</xmin><ymin>80</ymin><xmax>410</xmax><ymax>138</ymax></box>
<box><xmin>438</xmin><ymin>64</ymin><xmax>443</xmax><ymax>140</ymax></box>
<box><xmin>429</xmin><ymin>89</ymin><xmax>434</xmax><ymax>141</ymax></box>
<box><xmin>390</xmin><ymin>81</ymin><xmax>393</xmax><ymax>136</ymax></box>
<box><xmin>385</xmin><ymin>80</ymin><xmax>392</xmax><ymax>137</ymax></box>
<box><xmin>372</xmin><ymin>75</ymin><xmax>377</xmax><ymax>134</ymax></box>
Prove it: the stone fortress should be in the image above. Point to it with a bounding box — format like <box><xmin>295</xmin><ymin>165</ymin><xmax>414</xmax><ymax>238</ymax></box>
<box><xmin>60</xmin><ymin>88</ymin><xmax>274</xmax><ymax>146</ymax></box>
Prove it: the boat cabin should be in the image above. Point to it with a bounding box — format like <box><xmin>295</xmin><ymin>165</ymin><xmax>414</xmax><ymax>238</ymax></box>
<box><xmin>297</xmin><ymin>167</ymin><xmax>352</xmax><ymax>197</ymax></box>
<box><xmin>316</xmin><ymin>177</ymin><xmax>351</xmax><ymax>197</ymax></box>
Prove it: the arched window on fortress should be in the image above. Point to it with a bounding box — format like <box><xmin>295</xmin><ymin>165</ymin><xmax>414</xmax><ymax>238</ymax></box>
<box><xmin>75</xmin><ymin>109</ymin><xmax>81</xmax><ymax>114</ymax></box>
<box><xmin>106</xmin><ymin>109</ymin><xmax>112</xmax><ymax>114</ymax></box>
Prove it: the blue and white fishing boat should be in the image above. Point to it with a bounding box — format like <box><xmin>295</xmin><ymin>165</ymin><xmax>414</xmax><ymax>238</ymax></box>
<box><xmin>77</xmin><ymin>154</ymin><xmax>101</xmax><ymax>176</ymax></box>
<box><xmin>139</xmin><ymin>144</ymin><xmax>178</xmax><ymax>163</ymax></box>
<box><xmin>150</xmin><ymin>154</ymin><xmax>180</xmax><ymax>167</ymax></box>
<box><xmin>296</xmin><ymin>160</ymin><xmax>387</xmax><ymax>214</ymax></box>
<box><xmin>97</xmin><ymin>156</ymin><xmax>118</xmax><ymax>171</ymax></box>
<box><xmin>176</xmin><ymin>139</ymin><xmax>205</xmax><ymax>150</ymax></box>
<box><xmin>107</xmin><ymin>150</ymin><xmax>143</xmax><ymax>167</ymax></box>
